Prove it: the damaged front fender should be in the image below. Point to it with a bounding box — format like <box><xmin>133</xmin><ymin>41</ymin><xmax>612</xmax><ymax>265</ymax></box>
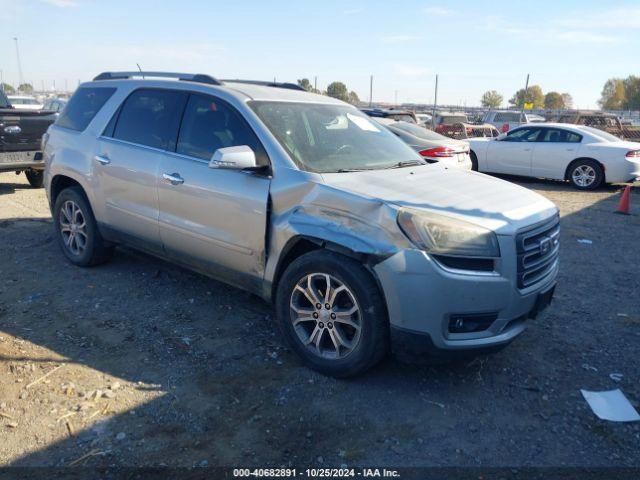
<box><xmin>262</xmin><ymin>169</ymin><xmax>412</xmax><ymax>299</ymax></box>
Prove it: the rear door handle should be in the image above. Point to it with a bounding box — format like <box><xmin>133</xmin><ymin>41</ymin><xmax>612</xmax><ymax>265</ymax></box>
<box><xmin>94</xmin><ymin>154</ymin><xmax>111</xmax><ymax>165</ymax></box>
<box><xmin>162</xmin><ymin>172</ymin><xmax>184</xmax><ymax>185</ymax></box>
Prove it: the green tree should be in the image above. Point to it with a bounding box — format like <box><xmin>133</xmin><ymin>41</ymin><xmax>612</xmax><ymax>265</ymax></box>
<box><xmin>480</xmin><ymin>90</ymin><xmax>503</xmax><ymax>108</ymax></box>
<box><xmin>544</xmin><ymin>91</ymin><xmax>564</xmax><ymax>109</ymax></box>
<box><xmin>622</xmin><ymin>76</ymin><xmax>640</xmax><ymax>110</ymax></box>
<box><xmin>297</xmin><ymin>78</ymin><xmax>312</xmax><ymax>91</ymax></box>
<box><xmin>561</xmin><ymin>93</ymin><xmax>573</xmax><ymax>109</ymax></box>
<box><xmin>1</xmin><ymin>83</ymin><xmax>15</xmax><ymax>94</ymax></box>
<box><xmin>17</xmin><ymin>83</ymin><xmax>34</xmax><ymax>94</ymax></box>
<box><xmin>598</xmin><ymin>78</ymin><xmax>626</xmax><ymax>109</ymax></box>
<box><xmin>326</xmin><ymin>81</ymin><xmax>349</xmax><ymax>102</ymax></box>
<box><xmin>509</xmin><ymin>85</ymin><xmax>544</xmax><ymax>109</ymax></box>
<box><xmin>348</xmin><ymin>90</ymin><xmax>360</xmax><ymax>105</ymax></box>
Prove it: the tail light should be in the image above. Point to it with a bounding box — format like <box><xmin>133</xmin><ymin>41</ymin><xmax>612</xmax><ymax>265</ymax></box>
<box><xmin>626</xmin><ymin>150</ymin><xmax>640</xmax><ymax>158</ymax></box>
<box><xmin>501</xmin><ymin>123</ymin><xmax>510</xmax><ymax>133</ymax></box>
<box><xmin>466</xmin><ymin>127</ymin><xmax>473</xmax><ymax>135</ymax></box>
<box><xmin>420</xmin><ymin>146</ymin><xmax>455</xmax><ymax>157</ymax></box>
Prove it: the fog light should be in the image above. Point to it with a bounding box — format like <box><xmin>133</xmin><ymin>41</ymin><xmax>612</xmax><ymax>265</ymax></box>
<box><xmin>448</xmin><ymin>313</ymin><xmax>498</xmax><ymax>333</ymax></box>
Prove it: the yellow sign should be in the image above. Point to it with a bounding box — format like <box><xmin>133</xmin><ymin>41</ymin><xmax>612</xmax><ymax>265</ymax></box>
<box><xmin>524</xmin><ymin>102</ymin><xmax>534</xmax><ymax>110</ymax></box>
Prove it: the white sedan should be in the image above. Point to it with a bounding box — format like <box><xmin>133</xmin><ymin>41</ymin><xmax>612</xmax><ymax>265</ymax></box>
<box><xmin>468</xmin><ymin>123</ymin><xmax>640</xmax><ymax>189</ymax></box>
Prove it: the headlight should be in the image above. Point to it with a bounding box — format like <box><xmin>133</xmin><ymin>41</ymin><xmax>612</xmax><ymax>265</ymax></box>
<box><xmin>397</xmin><ymin>208</ymin><xmax>500</xmax><ymax>257</ymax></box>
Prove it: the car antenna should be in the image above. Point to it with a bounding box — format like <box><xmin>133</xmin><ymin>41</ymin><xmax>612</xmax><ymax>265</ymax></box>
<box><xmin>136</xmin><ymin>63</ymin><xmax>144</xmax><ymax>79</ymax></box>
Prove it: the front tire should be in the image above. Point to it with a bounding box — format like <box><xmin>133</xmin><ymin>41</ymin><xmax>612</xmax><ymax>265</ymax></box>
<box><xmin>275</xmin><ymin>250</ymin><xmax>389</xmax><ymax>377</ymax></box>
<box><xmin>25</xmin><ymin>169</ymin><xmax>44</xmax><ymax>188</ymax></box>
<box><xmin>568</xmin><ymin>159</ymin><xmax>603</xmax><ymax>190</ymax></box>
<box><xmin>53</xmin><ymin>186</ymin><xmax>113</xmax><ymax>266</ymax></box>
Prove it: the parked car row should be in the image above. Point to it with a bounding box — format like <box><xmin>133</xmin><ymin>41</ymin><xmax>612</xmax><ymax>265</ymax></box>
<box><xmin>41</xmin><ymin>71</ymin><xmax>560</xmax><ymax>377</ymax></box>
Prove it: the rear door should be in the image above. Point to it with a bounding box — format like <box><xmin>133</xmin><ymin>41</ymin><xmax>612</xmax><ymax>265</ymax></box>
<box><xmin>484</xmin><ymin>127</ymin><xmax>541</xmax><ymax>175</ymax></box>
<box><xmin>95</xmin><ymin>88</ymin><xmax>187</xmax><ymax>248</ymax></box>
<box><xmin>531</xmin><ymin>127</ymin><xmax>582</xmax><ymax>179</ymax></box>
<box><xmin>157</xmin><ymin>93</ymin><xmax>271</xmax><ymax>291</ymax></box>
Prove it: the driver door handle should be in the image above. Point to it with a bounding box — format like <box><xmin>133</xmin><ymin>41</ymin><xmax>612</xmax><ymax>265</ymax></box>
<box><xmin>162</xmin><ymin>172</ymin><xmax>184</xmax><ymax>185</ymax></box>
<box><xmin>94</xmin><ymin>154</ymin><xmax>111</xmax><ymax>165</ymax></box>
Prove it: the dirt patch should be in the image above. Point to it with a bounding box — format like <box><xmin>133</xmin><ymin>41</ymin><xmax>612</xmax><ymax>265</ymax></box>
<box><xmin>0</xmin><ymin>172</ymin><xmax>639</xmax><ymax>467</ymax></box>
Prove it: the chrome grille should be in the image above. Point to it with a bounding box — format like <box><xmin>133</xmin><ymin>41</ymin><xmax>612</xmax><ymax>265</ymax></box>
<box><xmin>516</xmin><ymin>215</ymin><xmax>560</xmax><ymax>289</ymax></box>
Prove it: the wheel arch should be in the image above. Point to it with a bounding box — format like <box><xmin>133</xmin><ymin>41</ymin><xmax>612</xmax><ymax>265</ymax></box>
<box><xmin>269</xmin><ymin>234</ymin><xmax>388</xmax><ymax>304</ymax></box>
<box><xmin>50</xmin><ymin>174</ymin><xmax>89</xmax><ymax>209</ymax></box>
<box><xmin>564</xmin><ymin>157</ymin><xmax>606</xmax><ymax>182</ymax></box>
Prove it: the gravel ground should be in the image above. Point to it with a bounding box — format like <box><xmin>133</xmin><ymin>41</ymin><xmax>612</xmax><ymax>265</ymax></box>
<box><xmin>0</xmin><ymin>171</ymin><xmax>639</xmax><ymax>468</ymax></box>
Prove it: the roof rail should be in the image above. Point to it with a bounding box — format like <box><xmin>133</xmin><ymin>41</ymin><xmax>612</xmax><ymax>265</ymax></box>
<box><xmin>221</xmin><ymin>79</ymin><xmax>306</xmax><ymax>91</ymax></box>
<box><xmin>92</xmin><ymin>71</ymin><xmax>223</xmax><ymax>86</ymax></box>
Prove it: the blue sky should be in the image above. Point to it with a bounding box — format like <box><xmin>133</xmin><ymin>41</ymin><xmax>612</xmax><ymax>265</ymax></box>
<box><xmin>1</xmin><ymin>0</ymin><xmax>639</xmax><ymax>108</ymax></box>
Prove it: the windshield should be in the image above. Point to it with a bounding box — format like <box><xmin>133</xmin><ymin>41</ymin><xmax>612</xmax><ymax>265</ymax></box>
<box><xmin>250</xmin><ymin>101</ymin><xmax>424</xmax><ymax>173</ymax></box>
<box><xmin>387</xmin><ymin>113</ymin><xmax>416</xmax><ymax>123</ymax></box>
<box><xmin>580</xmin><ymin>126</ymin><xmax>621</xmax><ymax>142</ymax></box>
<box><xmin>9</xmin><ymin>97</ymin><xmax>39</xmax><ymax>105</ymax></box>
<box><xmin>392</xmin><ymin>122</ymin><xmax>448</xmax><ymax>141</ymax></box>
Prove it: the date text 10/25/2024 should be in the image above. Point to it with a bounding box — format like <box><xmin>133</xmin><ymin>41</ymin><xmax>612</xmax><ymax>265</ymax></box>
<box><xmin>233</xmin><ymin>468</ymin><xmax>401</xmax><ymax>478</ymax></box>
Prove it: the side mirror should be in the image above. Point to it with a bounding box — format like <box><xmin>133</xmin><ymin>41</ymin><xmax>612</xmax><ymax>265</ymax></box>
<box><xmin>209</xmin><ymin>145</ymin><xmax>257</xmax><ymax>170</ymax></box>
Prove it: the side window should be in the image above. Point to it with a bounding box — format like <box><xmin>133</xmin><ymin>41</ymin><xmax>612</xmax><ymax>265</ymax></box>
<box><xmin>177</xmin><ymin>93</ymin><xmax>268</xmax><ymax>165</ymax></box>
<box><xmin>503</xmin><ymin>128</ymin><xmax>540</xmax><ymax>142</ymax></box>
<box><xmin>113</xmin><ymin>89</ymin><xmax>186</xmax><ymax>150</ymax></box>
<box><xmin>56</xmin><ymin>87</ymin><xmax>116</xmax><ymax>131</ymax></box>
<box><xmin>538</xmin><ymin>128</ymin><xmax>582</xmax><ymax>143</ymax></box>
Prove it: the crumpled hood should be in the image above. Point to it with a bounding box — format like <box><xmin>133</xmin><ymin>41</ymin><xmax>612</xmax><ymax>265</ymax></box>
<box><xmin>321</xmin><ymin>164</ymin><xmax>558</xmax><ymax>234</ymax></box>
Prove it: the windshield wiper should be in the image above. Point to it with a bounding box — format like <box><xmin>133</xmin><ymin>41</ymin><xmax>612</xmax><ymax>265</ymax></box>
<box><xmin>334</xmin><ymin>168</ymin><xmax>368</xmax><ymax>173</ymax></box>
<box><xmin>382</xmin><ymin>160</ymin><xmax>426</xmax><ymax>169</ymax></box>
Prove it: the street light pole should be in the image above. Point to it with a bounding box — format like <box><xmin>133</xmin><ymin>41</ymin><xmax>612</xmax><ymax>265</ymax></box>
<box><xmin>431</xmin><ymin>74</ymin><xmax>439</xmax><ymax>130</ymax></box>
<box><xmin>13</xmin><ymin>37</ymin><xmax>24</xmax><ymax>87</ymax></box>
<box><xmin>520</xmin><ymin>73</ymin><xmax>530</xmax><ymax>122</ymax></box>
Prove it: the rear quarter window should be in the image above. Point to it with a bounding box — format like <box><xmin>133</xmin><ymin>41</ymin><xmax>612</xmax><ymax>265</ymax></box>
<box><xmin>56</xmin><ymin>87</ymin><xmax>116</xmax><ymax>131</ymax></box>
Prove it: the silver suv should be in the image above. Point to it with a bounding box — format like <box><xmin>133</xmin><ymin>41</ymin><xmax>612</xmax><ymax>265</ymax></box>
<box><xmin>43</xmin><ymin>71</ymin><xmax>559</xmax><ymax>377</ymax></box>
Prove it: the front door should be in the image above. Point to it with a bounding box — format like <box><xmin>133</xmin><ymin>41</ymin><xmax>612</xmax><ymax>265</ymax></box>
<box><xmin>485</xmin><ymin>127</ymin><xmax>541</xmax><ymax>176</ymax></box>
<box><xmin>157</xmin><ymin>93</ymin><xmax>271</xmax><ymax>291</ymax></box>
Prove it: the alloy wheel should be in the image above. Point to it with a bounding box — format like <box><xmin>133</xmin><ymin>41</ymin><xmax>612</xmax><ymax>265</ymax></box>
<box><xmin>289</xmin><ymin>273</ymin><xmax>362</xmax><ymax>360</ymax></box>
<box><xmin>59</xmin><ymin>200</ymin><xmax>88</xmax><ymax>256</ymax></box>
<box><xmin>572</xmin><ymin>165</ymin><xmax>596</xmax><ymax>187</ymax></box>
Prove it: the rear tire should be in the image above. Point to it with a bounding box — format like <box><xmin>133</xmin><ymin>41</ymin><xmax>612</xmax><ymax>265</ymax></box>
<box><xmin>53</xmin><ymin>186</ymin><xmax>113</xmax><ymax>266</ymax></box>
<box><xmin>275</xmin><ymin>250</ymin><xmax>389</xmax><ymax>377</ymax></box>
<box><xmin>567</xmin><ymin>159</ymin><xmax>603</xmax><ymax>190</ymax></box>
<box><xmin>25</xmin><ymin>169</ymin><xmax>44</xmax><ymax>188</ymax></box>
<box><xmin>470</xmin><ymin>151</ymin><xmax>479</xmax><ymax>171</ymax></box>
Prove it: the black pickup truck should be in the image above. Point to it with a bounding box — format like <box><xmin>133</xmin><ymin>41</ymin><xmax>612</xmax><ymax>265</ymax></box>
<box><xmin>0</xmin><ymin>89</ymin><xmax>56</xmax><ymax>187</ymax></box>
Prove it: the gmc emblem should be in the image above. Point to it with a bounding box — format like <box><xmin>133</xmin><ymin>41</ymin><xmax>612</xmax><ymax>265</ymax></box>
<box><xmin>539</xmin><ymin>236</ymin><xmax>552</xmax><ymax>255</ymax></box>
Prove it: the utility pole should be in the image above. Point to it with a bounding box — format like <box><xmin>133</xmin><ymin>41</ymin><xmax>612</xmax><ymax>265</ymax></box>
<box><xmin>13</xmin><ymin>37</ymin><xmax>24</xmax><ymax>87</ymax></box>
<box><xmin>0</xmin><ymin>69</ymin><xmax>3</xmax><ymax>91</ymax></box>
<box><xmin>369</xmin><ymin>75</ymin><xmax>373</xmax><ymax>107</ymax></box>
<box><xmin>520</xmin><ymin>73</ymin><xmax>530</xmax><ymax>122</ymax></box>
<box><xmin>314</xmin><ymin>76</ymin><xmax>317</xmax><ymax>92</ymax></box>
<box><xmin>431</xmin><ymin>74</ymin><xmax>439</xmax><ymax>129</ymax></box>
<box><xmin>394</xmin><ymin>90</ymin><xmax>398</xmax><ymax>107</ymax></box>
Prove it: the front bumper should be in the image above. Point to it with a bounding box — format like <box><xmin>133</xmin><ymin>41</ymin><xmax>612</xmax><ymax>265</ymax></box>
<box><xmin>373</xmin><ymin>237</ymin><xmax>558</xmax><ymax>354</ymax></box>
